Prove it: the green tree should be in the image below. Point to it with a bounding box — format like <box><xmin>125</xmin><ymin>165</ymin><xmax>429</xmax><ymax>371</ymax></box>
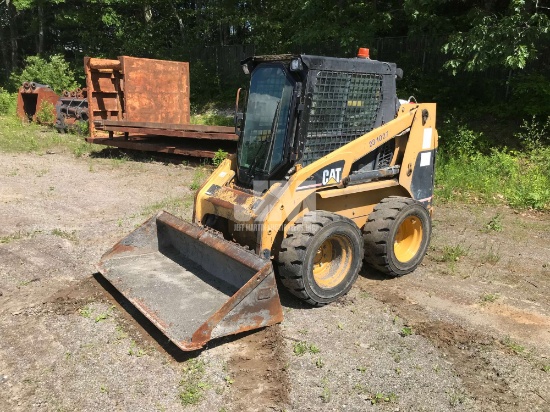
<box><xmin>10</xmin><ymin>54</ymin><xmax>77</xmax><ymax>93</ymax></box>
<box><xmin>443</xmin><ymin>0</ymin><xmax>550</xmax><ymax>73</ymax></box>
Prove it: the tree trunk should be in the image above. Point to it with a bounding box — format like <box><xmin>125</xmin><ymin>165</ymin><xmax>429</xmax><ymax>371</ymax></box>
<box><xmin>37</xmin><ymin>3</ymin><xmax>44</xmax><ymax>55</ymax></box>
<box><xmin>168</xmin><ymin>0</ymin><xmax>185</xmax><ymax>45</ymax></box>
<box><xmin>8</xmin><ymin>1</ymin><xmax>17</xmax><ymax>70</ymax></box>
<box><xmin>0</xmin><ymin>26</ymin><xmax>9</xmax><ymax>79</ymax></box>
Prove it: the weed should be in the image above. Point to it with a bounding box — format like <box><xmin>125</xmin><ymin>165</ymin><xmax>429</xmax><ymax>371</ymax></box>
<box><xmin>484</xmin><ymin>213</ymin><xmax>503</xmax><ymax>232</ymax></box>
<box><xmin>224</xmin><ymin>375</ymin><xmax>234</xmax><ymax>385</ymax></box>
<box><xmin>448</xmin><ymin>388</ymin><xmax>467</xmax><ymax>406</ymax></box>
<box><xmin>139</xmin><ymin>194</ymin><xmax>193</xmax><ymax>217</ymax></box>
<box><xmin>541</xmin><ymin>364</ymin><xmax>550</xmax><ymax>373</ymax></box>
<box><xmin>400</xmin><ymin>326</ymin><xmax>413</xmax><ymax>337</ymax></box>
<box><xmin>36</xmin><ymin>101</ymin><xmax>56</xmax><ymax>124</ymax></box>
<box><xmin>501</xmin><ymin>336</ymin><xmax>525</xmax><ymax>355</ymax></box>
<box><xmin>337</xmin><ymin>322</ymin><xmax>344</xmax><ymax>330</ymax></box>
<box><xmin>0</xmin><ymin>88</ymin><xmax>16</xmax><ymax>115</ymax></box>
<box><xmin>309</xmin><ymin>344</ymin><xmax>320</xmax><ymax>354</ymax></box>
<box><xmin>438</xmin><ymin>244</ymin><xmax>469</xmax><ymax>263</ymax></box>
<box><xmin>128</xmin><ymin>340</ymin><xmax>147</xmax><ymax>357</ymax></box>
<box><xmin>51</xmin><ymin>228</ymin><xmax>78</xmax><ymax>242</ymax></box>
<box><xmin>190</xmin><ymin>167</ymin><xmax>208</xmax><ymax>190</ymax></box>
<box><xmin>179</xmin><ymin>358</ymin><xmax>208</xmax><ymax>405</ymax></box>
<box><xmin>212</xmin><ymin>149</ymin><xmax>228</xmax><ymax>167</ymax></box>
<box><xmin>359</xmin><ymin>291</ymin><xmax>370</xmax><ymax>299</ymax></box>
<box><xmin>298</xmin><ymin>329</ymin><xmax>308</xmax><ymax>335</ymax></box>
<box><xmin>190</xmin><ymin>110</ymin><xmax>233</xmax><ymax>127</ymax></box>
<box><xmin>79</xmin><ymin>305</ymin><xmax>93</xmax><ymax>318</ymax></box>
<box><xmin>481</xmin><ymin>293</ymin><xmax>499</xmax><ymax>303</ymax></box>
<box><xmin>293</xmin><ymin>341</ymin><xmax>320</xmax><ymax>356</ymax></box>
<box><xmin>482</xmin><ymin>245</ymin><xmax>501</xmax><ymax>265</ymax></box>
<box><xmin>370</xmin><ymin>392</ymin><xmax>398</xmax><ymax>405</ymax></box>
<box><xmin>356</xmin><ymin>366</ymin><xmax>367</xmax><ymax>373</ymax></box>
<box><xmin>432</xmin><ymin>363</ymin><xmax>440</xmax><ymax>373</ymax></box>
<box><xmin>293</xmin><ymin>341</ymin><xmax>308</xmax><ymax>356</ymax></box>
<box><xmin>320</xmin><ymin>377</ymin><xmax>331</xmax><ymax>403</ymax></box>
<box><xmin>115</xmin><ymin>325</ymin><xmax>128</xmax><ymax>341</ymax></box>
<box><xmin>315</xmin><ymin>358</ymin><xmax>324</xmax><ymax>368</ymax></box>
<box><xmin>100</xmin><ymin>385</ymin><xmax>108</xmax><ymax>393</ymax></box>
<box><xmin>95</xmin><ymin>307</ymin><xmax>113</xmax><ymax>322</ymax></box>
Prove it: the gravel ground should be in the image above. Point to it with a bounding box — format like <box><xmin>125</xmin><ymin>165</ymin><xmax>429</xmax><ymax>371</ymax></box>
<box><xmin>0</xmin><ymin>150</ymin><xmax>548</xmax><ymax>412</ymax></box>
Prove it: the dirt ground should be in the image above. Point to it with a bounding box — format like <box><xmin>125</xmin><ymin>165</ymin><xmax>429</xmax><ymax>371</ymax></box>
<box><xmin>0</xmin><ymin>150</ymin><xmax>549</xmax><ymax>412</ymax></box>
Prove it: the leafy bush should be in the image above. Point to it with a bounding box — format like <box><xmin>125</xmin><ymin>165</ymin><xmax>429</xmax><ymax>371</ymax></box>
<box><xmin>0</xmin><ymin>88</ymin><xmax>16</xmax><ymax>115</ymax></box>
<box><xmin>10</xmin><ymin>55</ymin><xmax>78</xmax><ymax>94</ymax></box>
<box><xmin>212</xmin><ymin>149</ymin><xmax>228</xmax><ymax>167</ymax></box>
<box><xmin>436</xmin><ymin>148</ymin><xmax>550</xmax><ymax>210</ymax></box>
<box><xmin>514</xmin><ymin>115</ymin><xmax>550</xmax><ymax>151</ymax></box>
<box><xmin>437</xmin><ymin>116</ymin><xmax>489</xmax><ymax>159</ymax></box>
<box><xmin>36</xmin><ymin>101</ymin><xmax>56</xmax><ymax>124</ymax></box>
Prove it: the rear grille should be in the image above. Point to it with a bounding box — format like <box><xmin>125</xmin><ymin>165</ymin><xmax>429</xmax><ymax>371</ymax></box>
<box><xmin>302</xmin><ymin>71</ymin><xmax>382</xmax><ymax>166</ymax></box>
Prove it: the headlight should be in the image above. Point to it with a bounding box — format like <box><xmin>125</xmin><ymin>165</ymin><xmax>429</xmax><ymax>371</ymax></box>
<box><xmin>290</xmin><ymin>58</ymin><xmax>303</xmax><ymax>71</ymax></box>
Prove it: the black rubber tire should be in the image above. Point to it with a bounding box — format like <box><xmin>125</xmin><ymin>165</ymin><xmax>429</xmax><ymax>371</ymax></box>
<box><xmin>363</xmin><ymin>196</ymin><xmax>431</xmax><ymax>277</ymax></box>
<box><xmin>277</xmin><ymin>211</ymin><xmax>364</xmax><ymax>306</ymax></box>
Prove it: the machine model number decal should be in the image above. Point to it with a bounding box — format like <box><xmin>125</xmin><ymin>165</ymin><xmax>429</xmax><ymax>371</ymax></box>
<box><xmin>369</xmin><ymin>131</ymin><xmax>388</xmax><ymax>147</ymax></box>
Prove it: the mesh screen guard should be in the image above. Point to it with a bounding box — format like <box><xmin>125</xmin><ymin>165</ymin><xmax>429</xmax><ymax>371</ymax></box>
<box><xmin>301</xmin><ymin>71</ymin><xmax>383</xmax><ymax>166</ymax></box>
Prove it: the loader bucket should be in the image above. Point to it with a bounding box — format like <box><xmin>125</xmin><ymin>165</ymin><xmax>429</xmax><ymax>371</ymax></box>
<box><xmin>98</xmin><ymin>211</ymin><xmax>283</xmax><ymax>351</ymax></box>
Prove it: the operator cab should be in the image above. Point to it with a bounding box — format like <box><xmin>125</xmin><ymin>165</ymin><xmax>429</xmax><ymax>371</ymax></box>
<box><xmin>235</xmin><ymin>52</ymin><xmax>401</xmax><ymax>189</ymax></box>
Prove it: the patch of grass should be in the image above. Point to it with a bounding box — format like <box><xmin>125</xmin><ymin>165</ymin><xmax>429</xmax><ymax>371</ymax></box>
<box><xmin>0</xmin><ymin>114</ymin><xmax>97</xmax><ymax>156</ymax></box>
<box><xmin>501</xmin><ymin>336</ymin><xmax>526</xmax><ymax>355</ymax></box>
<box><xmin>359</xmin><ymin>291</ymin><xmax>370</xmax><ymax>299</ymax></box>
<box><xmin>400</xmin><ymin>326</ymin><xmax>413</xmax><ymax>337</ymax></box>
<box><xmin>370</xmin><ymin>392</ymin><xmax>398</xmax><ymax>405</ymax></box>
<box><xmin>36</xmin><ymin>101</ymin><xmax>56</xmax><ymax>124</ymax></box>
<box><xmin>190</xmin><ymin>110</ymin><xmax>233</xmax><ymax>127</ymax></box>
<box><xmin>95</xmin><ymin>306</ymin><xmax>114</xmax><ymax>322</ymax></box>
<box><xmin>481</xmin><ymin>293</ymin><xmax>499</xmax><ymax>303</ymax></box>
<box><xmin>481</xmin><ymin>245</ymin><xmax>501</xmax><ymax>265</ymax></box>
<box><xmin>127</xmin><ymin>340</ymin><xmax>147</xmax><ymax>357</ymax></box>
<box><xmin>448</xmin><ymin>388</ymin><xmax>467</xmax><ymax>407</ymax></box>
<box><xmin>437</xmin><ymin>244</ymin><xmax>469</xmax><ymax>263</ymax></box>
<box><xmin>190</xmin><ymin>167</ymin><xmax>209</xmax><ymax>191</ymax></box>
<box><xmin>315</xmin><ymin>358</ymin><xmax>324</xmax><ymax>368</ymax></box>
<box><xmin>436</xmin><ymin>149</ymin><xmax>550</xmax><ymax>211</ymax></box>
<box><xmin>79</xmin><ymin>305</ymin><xmax>93</xmax><ymax>318</ymax></box>
<box><xmin>320</xmin><ymin>377</ymin><xmax>331</xmax><ymax>403</ymax></box>
<box><xmin>293</xmin><ymin>341</ymin><xmax>321</xmax><ymax>356</ymax></box>
<box><xmin>51</xmin><ymin>228</ymin><xmax>78</xmax><ymax>242</ymax></box>
<box><xmin>484</xmin><ymin>213</ymin><xmax>503</xmax><ymax>232</ymax></box>
<box><xmin>139</xmin><ymin>194</ymin><xmax>194</xmax><ymax>218</ymax></box>
<box><xmin>179</xmin><ymin>358</ymin><xmax>209</xmax><ymax>405</ymax></box>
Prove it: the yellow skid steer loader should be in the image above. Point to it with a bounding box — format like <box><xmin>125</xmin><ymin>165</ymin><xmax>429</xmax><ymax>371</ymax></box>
<box><xmin>98</xmin><ymin>49</ymin><xmax>438</xmax><ymax>351</ymax></box>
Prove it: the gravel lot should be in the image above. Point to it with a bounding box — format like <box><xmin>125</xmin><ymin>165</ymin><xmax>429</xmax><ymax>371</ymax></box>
<box><xmin>0</xmin><ymin>150</ymin><xmax>548</xmax><ymax>411</ymax></box>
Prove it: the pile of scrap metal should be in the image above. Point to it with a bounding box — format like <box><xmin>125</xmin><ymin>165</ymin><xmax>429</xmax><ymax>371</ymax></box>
<box><xmin>55</xmin><ymin>88</ymin><xmax>89</xmax><ymax>132</ymax></box>
<box><xmin>16</xmin><ymin>82</ymin><xmax>58</xmax><ymax>123</ymax></box>
<box><xmin>84</xmin><ymin>56</ymin><xmax>237</xmax><ymax>158</ymax></box>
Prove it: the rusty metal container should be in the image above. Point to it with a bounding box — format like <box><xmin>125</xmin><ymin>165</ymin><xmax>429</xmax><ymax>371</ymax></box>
<box><xmin>16</xmin><ymin>82</ymin><xmax>59</xmax><ymax>122</ymax></box>
<box><xmin>84</xmin><ymin>56</ymin><xmax>191</xmax><ymax>137</ymax></box>
<box><xmin>98</xmin><ymin>211</ymin><xmax>283</xmax><ymax>351</ymax></box>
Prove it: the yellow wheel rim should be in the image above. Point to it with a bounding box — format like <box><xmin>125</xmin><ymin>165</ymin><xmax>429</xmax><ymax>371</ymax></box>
<box><xmin>312</xmin><ymin>235</ymin><xmax>352</xmax><ymax>289</ymax></box>
<box><xmin>394</xmin><ymin>216</ymin><xmax>423</xmax><ymax>263</ymax></box>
